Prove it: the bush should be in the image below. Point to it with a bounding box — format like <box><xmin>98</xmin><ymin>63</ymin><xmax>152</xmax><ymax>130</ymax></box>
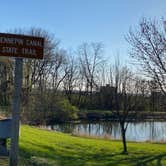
<box><xmin>54</xmin><ymin>99</ymin><xmax>79</xmax><ymax>122</ymax></box>
<box><xmin>21</xmin><ymin>92</ymin><xmax>79</xmax><ymax>125</ymax></box>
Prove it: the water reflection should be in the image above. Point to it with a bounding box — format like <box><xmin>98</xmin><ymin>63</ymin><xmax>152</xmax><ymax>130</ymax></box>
<box><xmin>48</xmin><ymin>121</ymin><xmax>166</xmax><ymax>142</ymax></box>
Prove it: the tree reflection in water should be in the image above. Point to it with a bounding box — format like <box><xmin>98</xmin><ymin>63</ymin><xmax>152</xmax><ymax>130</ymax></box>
<box><xmin>49</xmin><ymin>121</ymin><xmax>166</xmax><ymax>142</ymax></box>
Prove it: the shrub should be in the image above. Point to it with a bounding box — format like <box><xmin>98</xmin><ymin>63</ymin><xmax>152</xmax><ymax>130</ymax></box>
<box><xmin>54</xmin><ymin>99</ymin><xmax>79</xmax><ymax>122</ymax></box>
<box><xmin>21</xmin><ymin>93</ymin><xmax>79</xmax><ymax>125</ymax></box>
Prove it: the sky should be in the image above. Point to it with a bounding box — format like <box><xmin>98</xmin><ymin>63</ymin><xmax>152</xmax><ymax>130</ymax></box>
<box><xmin>0</xmin><ymin>0</ymin><xmax>166</xmax><ymax>63</ymax></box>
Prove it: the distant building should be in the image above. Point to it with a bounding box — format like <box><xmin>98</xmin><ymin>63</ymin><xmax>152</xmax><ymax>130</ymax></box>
<box><xmin>99</xmin><ymin>84</ymin><xmax>116</xmax><ymax>110</ymax></box>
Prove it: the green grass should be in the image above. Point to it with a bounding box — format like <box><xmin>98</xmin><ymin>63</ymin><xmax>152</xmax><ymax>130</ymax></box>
<box><xmin>2</xmin><ymin>125</ymin><xmax>166</xmax><ymax>166</ymax></box>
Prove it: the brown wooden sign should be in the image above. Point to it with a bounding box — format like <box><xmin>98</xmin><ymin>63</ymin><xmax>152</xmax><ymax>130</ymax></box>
<box><xmin>0</xmin><ymin>33</ymin><xmax>44</xmax><ymax>59</ymax></box>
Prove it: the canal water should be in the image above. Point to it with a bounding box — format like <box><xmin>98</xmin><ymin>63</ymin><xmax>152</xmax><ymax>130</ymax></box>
<box><xmin>47</xmin><ymin>121</ymin><xmax>166</xmax><ymax>142</ymax></box>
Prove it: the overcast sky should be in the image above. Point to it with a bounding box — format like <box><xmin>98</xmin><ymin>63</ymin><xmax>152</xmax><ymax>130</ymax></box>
<box><xmin>0</xmin><ymin>0</ymin><xmax>166</xmax><ymax>63</ymax></box>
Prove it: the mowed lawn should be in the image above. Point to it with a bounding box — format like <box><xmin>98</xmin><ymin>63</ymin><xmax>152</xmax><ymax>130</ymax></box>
<box><xmin>1</xmin><ymin>125</ymin><xmax>166</xmax><ymax>166</ymax></box>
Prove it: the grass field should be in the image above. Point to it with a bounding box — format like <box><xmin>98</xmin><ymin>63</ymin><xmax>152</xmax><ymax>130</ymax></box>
<box><xmin>1</xmin><ymin>125</ymin><xmax>166</xmax><ymax>166</ymax></box>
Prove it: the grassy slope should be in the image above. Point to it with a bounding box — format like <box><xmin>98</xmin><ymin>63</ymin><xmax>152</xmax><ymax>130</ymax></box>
<box><xmin>2</xmin><ymin>125</ymin><xmax>166</xmax><ymax>166</ymax></box>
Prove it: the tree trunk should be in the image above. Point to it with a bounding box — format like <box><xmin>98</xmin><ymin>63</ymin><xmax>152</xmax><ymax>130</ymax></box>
<box><xmin>120</xmin><ymin>122</ymin><xmax>127</xmax><ymax>154</ymax></box>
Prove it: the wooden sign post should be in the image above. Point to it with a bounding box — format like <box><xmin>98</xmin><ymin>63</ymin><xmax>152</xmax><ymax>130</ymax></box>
<box><xmin>9</xmin><ymin>58</ymin><xmax>23</xmax><ymax>166</ymax></box>
<box><xmin>0</xmin><ymin>33</ymin><xmax>44</xmax><ymax>166</ymax></box>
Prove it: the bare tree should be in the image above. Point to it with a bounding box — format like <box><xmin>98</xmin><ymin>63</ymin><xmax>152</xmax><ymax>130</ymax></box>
<box><xmin>48</xmin><ymin>49</ymin><xmax>69</xmax><ymax>93</ymax></box>
<box><xmin>63</xmin><ymin>54</ymin><xmax>78</xmax><ymax>102</ymax></box>
<box><xmin>78</xmin><ymin>42</ymin><xmax>104</xmax><ymax>106</ymax></box>
<box><xmin>126</xmin><ymin>18</ymin><xmax>166</xmax><ymax>95</ymax></box>
<box><xmin>110</xmin><ymin>58</ymin><xmax>141</xmax><ymax>154</ymax></box>
<box><xmin>0</xmin><ymin>58</ymin><xmax>13</xmax><ymax>107</ymax></box>
<box><xmin>19</xmin><ymin>28</ymin><xmax>59</xmax><ymax>104</ymax></box>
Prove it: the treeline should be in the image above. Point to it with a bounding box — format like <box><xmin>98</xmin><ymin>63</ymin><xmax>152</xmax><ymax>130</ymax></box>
<box><xmin>0</xmin><ymin>18</ymin><xmax>166</xmax><ymax>125</ymax></box>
